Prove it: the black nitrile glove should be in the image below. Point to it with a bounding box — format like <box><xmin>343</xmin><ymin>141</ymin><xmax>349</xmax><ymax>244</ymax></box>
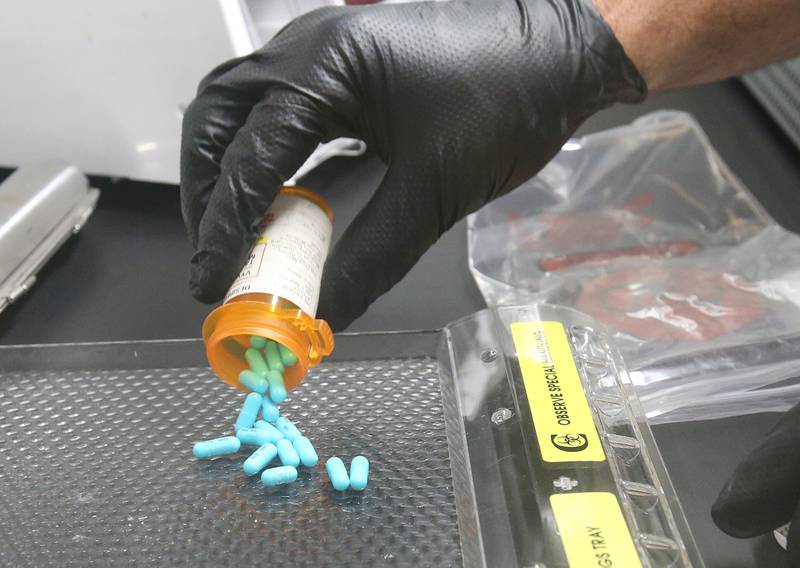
<box><xmin>180</xmin><ymin>0</ymin><xmax>645</xmax><ymax>330</ymax></box>
<box><xmin>713</xmin><ymin>403</ymin><xmax>800</xmax><ymax>565</ymax></box>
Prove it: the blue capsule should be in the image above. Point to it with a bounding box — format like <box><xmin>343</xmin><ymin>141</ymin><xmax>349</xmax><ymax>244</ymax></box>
<box><xmin>275</xmin><ymin>416</ymin><xmax>301</xmax><ymax>441</ymax></box>
<box><xmin>253</xmin><ymin>420</ymin><xmax>283</xmax><ymax>443</ymax></box>
<box><xmin>245</xmin><ymin>348</ymin><xmax>269</xmax><ymax>376</ymax></box>
<box><xmin>236</xmin><ymin>427</ymin><xmax>274</xmax><ymax>447</ymax></box>
<box><xmin>261</xmin><ymin>465</ymin><xmax>298</xmax><ymax>487</ymax></box>
<box><xmin>260</xmin><ymin>397</ymin><xmax>280</xmax><ymax>422</ymax></box>
<box><xmin>193</xmin><ymin>436</ymin><xmax>241</xmax><ymax>459</ymax></box>
<box><xmin>234</xmin><ymin>392</ymin><xmax>263</xmax><ymax>431</ymax></box>
<box><xmin>326</xmin><ymin>457</ymin><xmax>350</xmax><ymax>491</ymax></box>
<box><xmin>238</xmin><ymin>370</ymin><xmax>268</xmax><ymax>394</ymax></box>
<box><xmin>250</xmin><ymin>335</ymin><xmax>267</xmax><ymax>349</ymax></box>
<box><xmin>349</xmin><ymin>456</ymin><xmax>370</xmax><ymax>491</ymax></box>
<box><xmin>266</xmin><ymin>370</ymin><xmax>287</xmax><ymax>404</ymax></box>
<box><xmin>277</xmin><ymin>438</ymin><xmax>300</xmax><ymax>467</ymax></box>
<box><xmin>278</xmin><ymin>343</ymin><xmax>298</xmax><ymax>367</ymax></box>
<box><xmin>243</xmin><ymin>443</ymin><xmax>278</xmax><ymax>476</ymax></box>
<box><xmin>292</xmin><ymin>436</ymin><xmax>318</xmax><ymax>467</ymax></box>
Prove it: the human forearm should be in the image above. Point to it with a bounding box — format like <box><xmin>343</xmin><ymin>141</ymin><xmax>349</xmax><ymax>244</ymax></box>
<box><xmin>594</xmin><ymin>0</ymin><xmax>800</xmax><ymax>91</ymax></box>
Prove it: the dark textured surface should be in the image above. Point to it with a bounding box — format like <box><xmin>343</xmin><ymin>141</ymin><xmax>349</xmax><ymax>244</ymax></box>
<box><xmin>0</xmin><ymin>358</ymin><xmax>461</xmax><ymax>568</ymax></box>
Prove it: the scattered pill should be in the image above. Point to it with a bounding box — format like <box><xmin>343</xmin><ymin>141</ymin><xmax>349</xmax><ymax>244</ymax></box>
<box><xmin>260</xmin><ymin>397</ymin><xmax>280</xmax><ymax>422</ymax></box>
<box><xmin>193</xmin><ymin>436</ymin><xmax>241</xmax><ymax>459</ymax></box>
<box><xmin>292</xmin><ymin>436</ymin><xmax>318</xmax><ymax>467</ymax></box>
<box><xmin>193</xmin><ymin>357</ymin><xmax>340</xmax><ymax>494</ymax></box>
<box><xmin>252</xmin><ymin>421</ymin><xmax>283</xmax><ymax>443</ymax></box>
<box><xmin>235</xmin><ymin>392</ymin><xmax>263</xmax><ymax>431</ymax></box>
<box><xmin>238</xmin><ymin>370</ymin><xmax>268</xmax><ymax>394</ymax></box>
<box><xmin>326</xmin><ymin>457</ymin><xmax>350</xmax><ymax>491</ymax></box>
<box><xmin>237</xmin><ymin>427</ymin><xmax>275</xmax><ymax>447</ymax></box>
<box><xmin>243</xmin><ymin>443</ymin><xmax>278</xmax><ymax>476</ymax></box>
<box><xmin>250</xmin><ymin>335</ymin><xmax>267</xmax><ymax>349</ymax></box>
<box><xmin>261</xmin><ymin>465</ymin><xmax>298</xmax><ymax>487</ymax></box>
<box><xmin>275</xmin><ymin>416</ymin><xmax>301</xmax><ymax>441</ymax></box>
<box><xmin>266</xmin><ymin>370</ymin><xmax>287</xmax><ymax>404</ymax></box>
<box><xmin>349</xmin><ymin>456</ymin><xmax>370</xmax><ymax>491</ymax></box>
<box><xmin>277</xmin><ymin>438</ymin><xmax>301</xmax><ymax>467</ymax></box>
<box><xmin>244</xmin><ymin>348</ymin><xmax>269</xmax><ymax>377</ymax></box>
<box><xmin>264</xmin><ymin>340</ymin><xmax>285</xmax><ymax>373</ymax></box>
<box><xmin>278</xmin><ymin>343</ymin><xmax>298</xmax><ymax>367</ymax></box>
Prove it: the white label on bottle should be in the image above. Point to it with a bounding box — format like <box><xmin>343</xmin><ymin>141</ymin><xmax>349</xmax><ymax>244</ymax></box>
<box><xmin>224</xmin><ymin>192</ymin><xmax>332</xmax><ymax>316</ymax></box>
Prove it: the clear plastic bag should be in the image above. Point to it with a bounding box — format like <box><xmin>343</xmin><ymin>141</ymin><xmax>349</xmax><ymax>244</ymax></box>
<box><xmin>468</xmin><ymin>111</ymin><xmax>800</xmax><ymax>422</ymax></box>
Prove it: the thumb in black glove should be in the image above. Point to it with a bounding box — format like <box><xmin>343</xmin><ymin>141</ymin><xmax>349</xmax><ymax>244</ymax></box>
<box><xmin>712</xmin><ymin>403</ymin><xmax>800</xmax><ymax>566</ymax></box>
<box><xmin>180</xmin><ymin>0</ymin><xmax>645</xmax><ymax>330</ymax></box>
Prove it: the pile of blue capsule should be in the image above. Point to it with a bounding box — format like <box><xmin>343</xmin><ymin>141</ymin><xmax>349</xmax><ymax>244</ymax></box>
<box><xmin>193</xmin><ymin>336</ymin><xmax>369</xmax><ymax>491</ymax></box>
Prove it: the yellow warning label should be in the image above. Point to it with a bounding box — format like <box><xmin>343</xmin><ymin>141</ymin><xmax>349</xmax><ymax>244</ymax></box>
<box><xmin>550</xmin><ymin>492</ymin><xmax>642</xmax><ymax>568</ymax></box>
<box><xmin>256</xmin><ymin>236</ymin><xmax>269</xmax><ymax>245</ymax></box>
<box><xmin>510</xmin><ymin>321</ymin><xmax>604</xmax><ymax>462</ymax></box>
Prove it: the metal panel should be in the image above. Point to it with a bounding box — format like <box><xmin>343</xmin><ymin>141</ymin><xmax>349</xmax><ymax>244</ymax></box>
<box><xmin>743</xmin><ymin>58</ymin><xmax>800</xmax><ymax>150</ymax></box>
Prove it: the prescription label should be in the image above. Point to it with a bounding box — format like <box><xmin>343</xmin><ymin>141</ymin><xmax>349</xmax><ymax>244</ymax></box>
<box><xmin>550</xmin><ymin>492</ymin><xmax>642</xmax><ymax>568</ymax></box>
<box><xmin>224</xmin><ymin>192</ymin><xmax>332</xmax><ymax>316</ymax></box>
<box><xmin>510</xmin><ymin>321</ymin><xmax>604</xmax><ymax>463</ymax></box>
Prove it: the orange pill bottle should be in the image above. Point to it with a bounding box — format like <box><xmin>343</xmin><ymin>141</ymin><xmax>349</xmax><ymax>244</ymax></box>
<box><xmin>202</xmin><ymin>186</ymin><xmax>335</xmax><ymax>391</ymax></box>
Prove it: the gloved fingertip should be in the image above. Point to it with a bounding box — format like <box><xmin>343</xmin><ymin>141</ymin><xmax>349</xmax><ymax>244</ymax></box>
<box><xmin>711</xmin><ymin>483</ymin><xmax>756</xmax><ymax>539</ymax></box>
<box><xmin>189</xmin><ymin>251</ymin><xmax>232</xmax><ymax>304</ymax></box>
<box><xmin>712</xmin><ymin>474</ymin><xmax>797</xmax><ymax>538</ymax></box>
<box><xmin>189</xmin><ymin>279</ymin><xmax>225</xmax><ymax>305</ymax></box>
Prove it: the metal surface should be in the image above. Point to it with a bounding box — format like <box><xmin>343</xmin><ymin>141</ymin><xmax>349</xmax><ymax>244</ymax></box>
<box><xmin>0</xmin><ymin>311</ymin><xmax>704</xmax><ymax>568</ymax></box>
<box><xmin>0</xmin><ymin>337</ymin><xmax>460</xmax><ymax>567</ymax></box>
<box><xmin>0</xmin><ymin>161</ymin><xmax>99</xmax><ymax>314</ymax></box>
<box><xmin>744</xmin><ymin>59</ymin><xmax>800</xmax><ymax>151</ymax></box>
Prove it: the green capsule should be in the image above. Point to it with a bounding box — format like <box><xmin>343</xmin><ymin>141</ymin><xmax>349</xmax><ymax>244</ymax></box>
<box><xmin>245</xmin><ymin>348</ymin><xmax>269</xmax><ymax>377</ymax></box>
<box><xmin>264</xmin><ymin>341</ymin><xmax>284</xmax><ymax>373</ymax></box>
<box><xmin>250</xmin><ymin>335</ymin><xmax>267</xmax><ymax>349</ymax></box>
<box><xmin>278</xmin><ymin>343</ymin><xmax>298</xmax><ymax>366</ymax></box>
<box><xmin>238</xmin><ymin>370</ymin><xmax>268</xmax><ymax>394</ymax></box>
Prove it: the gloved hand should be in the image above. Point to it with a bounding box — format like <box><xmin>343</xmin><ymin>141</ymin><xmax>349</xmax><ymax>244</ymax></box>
<box><xmin>713</xmin><ymin>403</ymin><xmax>800</xmax><ymax>565</ymax></box>
<box><xmin>180</xmin><ymin>0</ymin><xmax>645</xmax><ymax>330</ymax></box>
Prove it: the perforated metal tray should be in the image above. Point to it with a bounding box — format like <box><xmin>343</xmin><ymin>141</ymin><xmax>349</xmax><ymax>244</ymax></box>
<box><xmin>0</xmin><ymin>332</ymin><xmax>460</xmax><ymax>567</ymax></box>
<box><xmin>0</xmin><ymin>308</ymin><xmax>702</xmax><ymax>567</ymax></box>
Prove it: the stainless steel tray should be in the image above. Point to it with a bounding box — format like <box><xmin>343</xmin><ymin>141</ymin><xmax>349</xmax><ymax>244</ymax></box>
<box><xmin>0</xmin><ymin>306</ymin><xmax>702</xmax><ymax>567</ymax></box>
